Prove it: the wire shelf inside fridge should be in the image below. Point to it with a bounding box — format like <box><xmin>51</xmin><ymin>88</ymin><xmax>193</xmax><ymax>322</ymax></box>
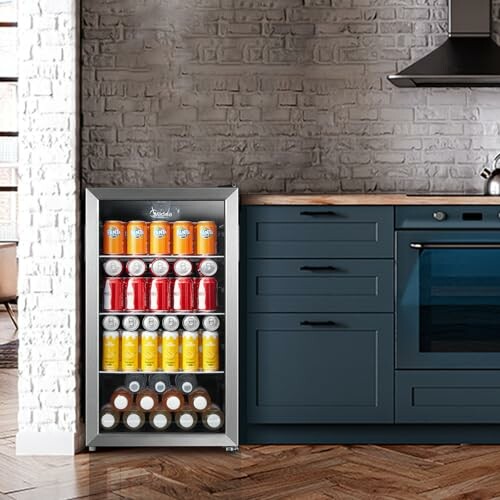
<box><xmin>99</xmin><ymin>371</ymin><xmax>224</xmax><ymax>375</ymax></box>
<box><xmin>99</xmin><ymin>255</ymin><xmax>225</xmax><ymax>260</ymax></box>
<box><xmin>98</xmin><ymin>311</ymin><xmax>225</xmax><ymax>316</ymax></box>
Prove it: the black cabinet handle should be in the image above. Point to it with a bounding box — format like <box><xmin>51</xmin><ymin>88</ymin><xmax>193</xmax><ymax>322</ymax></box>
<box><xmin>300</xmin><ymin>211</ymin><xmax>336</xmax><ymax>217</ymax></box>
<box><xmin>300</xmin><ymin>266</ymin><xmax>337</xmax><ymax>272</ymax></box>
<box><xmin>300</xmin><ymin>321</ymin><xmax>336</xmax><ymax>327</ymax></box>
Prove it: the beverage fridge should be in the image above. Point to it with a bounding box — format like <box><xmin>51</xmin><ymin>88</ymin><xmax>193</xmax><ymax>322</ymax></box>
<box><xmin>85</xmin><ymin>188</ymin><xmax>239</xmax><ymax>450</ymax></box>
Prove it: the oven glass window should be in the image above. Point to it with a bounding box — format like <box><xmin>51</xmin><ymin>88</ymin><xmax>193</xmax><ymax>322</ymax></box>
<box><xmin>420</xmin><ymin>249</ymin><xmax>500</xmax><ymax>352</ymax></box>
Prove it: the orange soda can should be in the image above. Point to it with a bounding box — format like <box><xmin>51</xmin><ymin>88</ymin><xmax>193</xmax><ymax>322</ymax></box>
<box><xmin>196</xmin><ymin>221</ymin><xmax>217</xmax><ymax>255</ymax></box>
<box><xmin>172</xmin><ymin>221</ymin><xmax>194</xmax><ymax>255</ymax></box>
<box><xmin>150</xmin><ymin>221</ymin><xmax>171</xmax><ymax>255</ymax></box>
<box><xmin>103</xmin><ymin>221</ymin><xmax>126</xmax><ymax>255</ymax></box>
<box><xmin>127</xmin><ymin>221</ymin><xmax>148</xmax><ymax>255</ymax></box>
<box><xmin>145</xmin><ymin>222</ymin><xmax>151</xmax><ymax>253</ymax></box>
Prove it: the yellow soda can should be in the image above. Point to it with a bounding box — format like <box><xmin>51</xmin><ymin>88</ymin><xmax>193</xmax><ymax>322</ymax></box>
<box><xmin>182</xmin><ymin>331</ymin><xmax>199</xmax><ymax>371</ymax></box>
<box><xmin>157</xmin><ymin>341</ymin><xmax>162</xmax><ymax>370</ymax></box>
<box><xmin>202</xmin><ymin>330</ymin><xmax>219</xmax><ymax>371</ymax></box>
<box><xmin>121</xmin><ymin>330</ymin><xmax>139</xmax><ymax>371</ymax></box>
<box><xmin>141</xmin><ymin>330</ymin><xmax>158</xmax><ymax>371</ymax></box>
<box><xmin>102</xmin><ymin>330</ymin><xmax>120</xmax><ymax>371</ymax></box>
<box><xmin>162</xmin><ymin>330</ymin><xmax>180</xmax><ymax>372</ymax></box>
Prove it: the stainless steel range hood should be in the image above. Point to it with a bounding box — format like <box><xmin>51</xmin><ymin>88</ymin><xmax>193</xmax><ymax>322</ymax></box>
<box><xmin>388</xmin><ymin>0</ymin><xmax>500</xmax><ymax>88</ymax></box>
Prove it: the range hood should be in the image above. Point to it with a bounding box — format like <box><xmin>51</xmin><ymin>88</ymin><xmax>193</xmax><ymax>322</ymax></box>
<box><xmin>388</xmin><ymin>0</ymin><xmax>500</xmax><ymax>88</ymax></box>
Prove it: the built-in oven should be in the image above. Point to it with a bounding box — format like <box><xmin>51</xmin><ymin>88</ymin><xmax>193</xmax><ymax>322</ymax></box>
<box><xmin>396</xmin><ymin>206</ymin><xmax>500</xmax><ymax>369</ymax></box>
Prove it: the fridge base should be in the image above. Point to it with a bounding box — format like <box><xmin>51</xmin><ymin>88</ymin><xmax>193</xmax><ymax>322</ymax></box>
<box><xmin>86</xmin><ymin>432</ymin><xmax>238</xmax><ymax>448</ymax></box>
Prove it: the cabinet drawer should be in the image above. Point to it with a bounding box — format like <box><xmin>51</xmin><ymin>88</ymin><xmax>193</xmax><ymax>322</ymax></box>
<box><xmin>246</xmin><ymin>206</ymin><xmax>394</xmax><ymax>258</ymax></box>
<box><xmin>396</xmin><ymin>371</ymin><xmax>500</xmax><ymax>423</ymax></box>
<box><xmin>247</xmin><ymin>314</ymin><xmax>394</xmax><ymax>424</ymax></box>
<box><xmin>247</xmin><ymin>259</ymin><xmax>393</xmax><ymax>313</ymax></box>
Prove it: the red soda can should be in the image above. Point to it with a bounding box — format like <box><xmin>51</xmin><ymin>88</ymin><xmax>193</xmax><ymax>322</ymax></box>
<box><xmin>149</xmin><ymin>277</ymin><xmax>172</xmax><ymax>311</ymax></box>
<box><xmin>197</xmin><ymin>258</ymin><xmax>218</xmax><ymax>277</ymax></box>
<box><xmin>103</xmin><ymin>278</ymin><xmax>124</xmax><ymax>311</ymax></box>
<box><xmin>103</xmin><ymin>259</ymin><xmax>123</xmax><ymax>277</ymax></box>
<box><xmin>126</xmin><ymin>258</ymin><xmax>147</xmax><ymax>277</ymax></box>
<box><xmin>150</xmin><ymin>258</ymin><xmax>169</xmax><ymax>277</ymax></box>
<box><xmin>196</xmin><ymin>277</ymin><xmax>218</xmax><ymax>312</ymax></box>
<box><xmin>125</xmin><ymin>277</ymin><xmax>148</xmax><ymax>312</ymax></box>
<box><xmin>173</xmin><ymin>258</ymin><xmax>193</xmax><ymax>277</ymax></box>
<box><xmin>173</xmin><ymin>277</ymin><xmax>195</xmax><ymax>312</ymax></box>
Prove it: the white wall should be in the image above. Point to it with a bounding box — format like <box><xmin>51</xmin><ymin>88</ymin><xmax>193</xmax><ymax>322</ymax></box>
<box><xmin>16</xmin><ymin>0</ymin><xmax>81</xmax><ymax>455</ymax></box>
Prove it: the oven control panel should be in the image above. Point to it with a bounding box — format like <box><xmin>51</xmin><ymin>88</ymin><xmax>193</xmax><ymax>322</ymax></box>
<box><xmin>397</xmin><ymin>206</ymin><xmax>500</xmax><ymax>229</ymax></box>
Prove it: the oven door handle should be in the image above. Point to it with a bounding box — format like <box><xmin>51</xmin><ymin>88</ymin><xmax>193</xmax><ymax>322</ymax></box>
<box><xmin>410</xmin><ymin>242</ymin><xmax>500</xmax><ymax>249</ymax></box>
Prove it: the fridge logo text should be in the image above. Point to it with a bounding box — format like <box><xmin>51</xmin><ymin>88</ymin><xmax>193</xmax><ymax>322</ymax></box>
<box><xmin>150</xmin><ymin>206</ymin><xmax>177</xmax><ymax>219</ymax></box>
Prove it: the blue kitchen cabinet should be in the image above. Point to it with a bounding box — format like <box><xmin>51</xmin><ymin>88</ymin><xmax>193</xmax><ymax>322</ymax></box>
<box><xmin>396</xmin><ymin>371</ymin><xmax>500</xmax><ymax>423</ymax></box>
<box><xmin>241</xmin><ymin>204</ymin><xmax>500</xmax><ymax>443</ymax></box>
<box><xmin>246</xmin><ymin>314</ymin><xmax>394</xmax><ymax>424</ymax></box>
<box><xmin>246</xmin><ymin>206</ymin><xmax>394</xmax><ymax>259</ymax></box>
<box><xmin>242</xmin><ymin>205</ymin><xmax>396</xmax><ymax>428</ymax></box>
<box><xmin>247</xmin><ymin>259</ymin><xmax>393</xmax><ymax>313</ymax></box>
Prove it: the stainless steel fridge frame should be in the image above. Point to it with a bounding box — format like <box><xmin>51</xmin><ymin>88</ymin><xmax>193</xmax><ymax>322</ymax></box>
<box><xmin>85</xmin><ymin>187</ymin><xmax>239</xmax><ymax>448</ymax></box>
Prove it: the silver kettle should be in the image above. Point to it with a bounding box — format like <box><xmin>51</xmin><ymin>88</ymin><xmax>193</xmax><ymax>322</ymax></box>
<box><xmin>481</xmin><ymin>153</ymin><xmax>500</xmax><ymax>195</ymax></box>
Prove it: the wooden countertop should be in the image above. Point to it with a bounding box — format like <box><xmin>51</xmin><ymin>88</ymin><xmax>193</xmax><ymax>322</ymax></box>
<box><xmin>241</xmin><ymin>194</ymin><xmax>500</xmax><ymax>206</ymax></box>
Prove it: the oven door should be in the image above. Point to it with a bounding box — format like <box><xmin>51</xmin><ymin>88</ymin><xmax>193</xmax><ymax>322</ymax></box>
<box><xmin>397</xmin><ymin>230</ymin><xmax>500</xmax><ymax>369</ymax></box>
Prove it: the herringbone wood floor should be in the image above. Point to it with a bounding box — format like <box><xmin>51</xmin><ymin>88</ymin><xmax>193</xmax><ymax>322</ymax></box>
<box><xmin>2</xmin><ymin>366</ymin><xmax>500</xmax><ymax>499</ymax></box>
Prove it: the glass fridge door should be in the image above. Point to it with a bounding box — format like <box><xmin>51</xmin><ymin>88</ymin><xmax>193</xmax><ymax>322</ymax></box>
<box><xmin>86</xmin><ymin>188</ymin><xmax>238</xmax><ymax>448</ymax></box>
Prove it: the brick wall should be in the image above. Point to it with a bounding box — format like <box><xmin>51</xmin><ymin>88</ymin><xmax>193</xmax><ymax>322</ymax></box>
<box><xmin>17</xmin><ymin>0</ymin><xmax>81</xmax><ymax>455</ymax></box>
<box><xmin>494</xmin><ymin>0</ymin><xmax>500</xmax><ymax>45</ymax></box>
<box><xmin>81</xmin><ymin>0</ymin><xmax>500</xmax><ymax>193</ymax></box>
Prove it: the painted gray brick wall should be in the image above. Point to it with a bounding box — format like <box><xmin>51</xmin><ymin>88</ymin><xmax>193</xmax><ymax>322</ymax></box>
<box><xmin>82</xmin><ymin>0</ymin><xmax>500</xmax><ymax>193</ymax></box>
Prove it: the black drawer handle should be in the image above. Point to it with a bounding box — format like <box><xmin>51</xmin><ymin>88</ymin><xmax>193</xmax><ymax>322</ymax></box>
<box><xmin>301</xmin><ymin>321</ymin><xmax>336</xmax><ymax>327</ymax></box>
<box><xmin>300</xmin><ymin>266</ymin><xmax>337</xmax><ymax>272</ymax></box>
<box><xmin>300</xmin><ymin>211</ymin><xmax>337</xmax><ymax>217</ymax></box>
